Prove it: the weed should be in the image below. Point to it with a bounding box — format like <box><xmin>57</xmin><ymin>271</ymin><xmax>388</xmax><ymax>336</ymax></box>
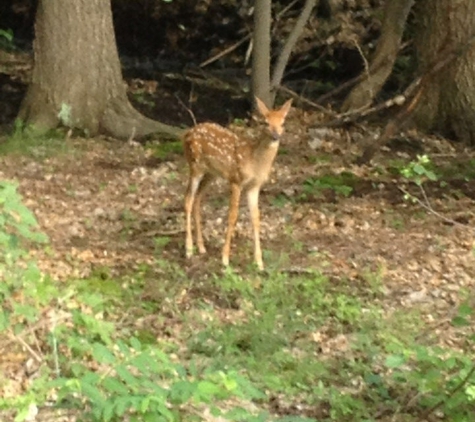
<box><xmin>154</xmin><ymin>235</ymin><xmax>171</xmax><ymax>253</ymax></box>
<box><xmin>271</xmin><ymin>193</ymin><xmax>291</xmax><ymax>208</ymax></box>
<box><xmin>0</xmin><ymin>119</ymin><xmax>76</xmax><ymax>159</ymax></box>
<box><xmin>301</xmin><ymin>171</ymin><xmax>357</xmax><ymax>201</ymax></box>
<box><xmin>147</xmin><ymin>140</ymin><xmax>183</xmax><ymax>160</ymax></box>
<box><xmin>400</xmin><ymin>154</ymin><xmax>437</xmax><ymax>188</ymax></box>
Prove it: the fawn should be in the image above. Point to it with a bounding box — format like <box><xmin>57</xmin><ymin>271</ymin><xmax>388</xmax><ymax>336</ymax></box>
<box><xmin>184</xmin><ymin>97</ymin><xmax>292</xmax><ymax>270</ymax></box>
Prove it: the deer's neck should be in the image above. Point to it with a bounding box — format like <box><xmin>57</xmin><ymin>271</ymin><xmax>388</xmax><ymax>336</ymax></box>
<box><xmin>246</xmin><ymin>138</ymin><xmax>279</xmax><ymax>185</ymax></box>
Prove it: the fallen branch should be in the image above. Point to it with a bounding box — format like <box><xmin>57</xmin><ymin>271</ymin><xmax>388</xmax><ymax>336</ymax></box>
<box><xmin>277</xmin><ymin>85</ymin><xmax>336</xmax><ymax>116</ymax></box>
<box><xmin>398</xmin><ymin>185</ymin><xmax>475</xmax><ymax>234</ymax></box>
<box><xmin>199</xmin><ymin>34</ymin><xmax>251</xmax><ymax>68</ymax></box>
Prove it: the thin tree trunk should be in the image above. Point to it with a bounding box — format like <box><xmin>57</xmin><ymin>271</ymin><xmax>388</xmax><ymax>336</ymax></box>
<box><xmin>271</xmin><ymin>0</ymin><xmax>318</xmax><ymax>104</ymax></box>
<box><xmin>19</xmin><ymin>0</ymin><xmax>182</xmax><ymax>140</ymax></box>
<box><xmin>342</xmin><ymin>0</ymin><xmax>414</xmax><ymax>111</ymax></box>
<box><xmin>252</xmin><ymin>0</ymin><xmax>272</xmax><ymax>107</ymax></box>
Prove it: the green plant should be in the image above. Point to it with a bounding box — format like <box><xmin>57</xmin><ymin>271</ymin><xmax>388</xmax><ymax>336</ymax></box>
<box><xmin>50</xmin><ymin>336</ymin><xmax>264</xmax><ymax>421</ymax></box>
<box><xmin>0</xmin><ymin>28</ymin><xmax>14</xmax><ymax>50</ymax></box>
<box><xmin>147</xmin><ymin>140</ymin><xmax>183</xmax><ymax>160</ymax></box>
<box><xmin>0</xmin><ymin>28</ymin><xmax>13</xmax><ymax>41</ymax></box>
<box><xmin>0</xmin><ymin>181</ymin><xmax>48</xmax><ymax>261</ymax></box>
<box><xmin>400</xmin><ymin>154</ymin><xmax>437</xmax><ymax>186</ymax></box>
<box><xmin>301</xmin><ymin>172</ymin><xmax>356</xmax><ymax>200</ymax></box>
<box><xmin>0</xmin><ymin>119</ymin><xmax>73</xmax><ymax>158</ymax></box>
<box><xmin>379</xmin><ymin>302</ymin><xmax>475</xmax><ymax>420</ymax></box>
<box><xmin>154</xmin><ymin>236</ymin><xmax>171</xmax><ymax>253</ymax></box>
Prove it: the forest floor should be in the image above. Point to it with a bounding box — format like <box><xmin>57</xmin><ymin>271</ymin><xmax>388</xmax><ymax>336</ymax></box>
<box><xmin>1</xmin><ymin>100</ymin><xmax>475</xmax><ymax>420</ymax></box>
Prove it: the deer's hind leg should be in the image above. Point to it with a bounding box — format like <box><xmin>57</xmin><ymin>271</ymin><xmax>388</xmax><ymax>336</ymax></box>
<box><xmin>185</xmin><ymin>171</ymin><xmax>204</xmax><ymax>258</ymax></box>
<box><xmin>193</xmin><ymin>173</ymin><xmax>214</xmax><ymax>254</ymax></box>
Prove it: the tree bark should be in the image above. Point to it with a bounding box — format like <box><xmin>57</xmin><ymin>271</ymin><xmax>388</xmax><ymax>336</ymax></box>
<box><xmin>342</xmin><ymin>0</ymin><xmax>414</xmax><ymax>112</ymax></box>
<box><xmin>252</xmin><ymin>0</ymin><xmax>272</xmax><ymax>107</ymax></box>
<box><xmin>18</xmin><ymin>0</ymin><xmax>183</xmax><ymax>140</ymax></box>
<box><xmin>413</xmin><ymin>0</ymin><xmax>475</xmax><ymax>144</ymax></box>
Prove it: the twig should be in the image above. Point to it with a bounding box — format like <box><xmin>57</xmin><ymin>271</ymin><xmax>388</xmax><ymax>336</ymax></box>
<box><xmin>398</xmin><ymin>185</ymin><xmax>475</xmax><ymax>233</ymax></box>
<box><xmin>352</xmin><ymin>36</ymin><xmax>373</xmax><ymax>102</ymax></box>
<box><xmin>316</xmin><ymin>72</ymin><xmax>363</xmax><ymax>104</ymax></box>
<box><xmin>317</xmin><ymin>84</ymin><xmax>413</xmax><ymax>129</ymax></box>
<box><xmin>199</xmin><ymin>34</ymin><xmax>251</xmax><ymax>68</ymax></box>
<box><xmin>277</xmin><ymin>85</ymin><xmax>336</xmax><ymax>116</ymax></box>
<box><xmin>141</xmin><ymin>228</ymin><xmax>184</xmax><ymax>238</ymax></box>
<box><xmin>275</xmin><ymin>0</ymin><xmax>301</xmax><ymax>22</ymax></box>
<box><xmin>0</xmin><ymin>313</ymin><xmax>71</xmax><ymax>353</ymax></box>
<box><xmin>175</xmin><ymin>94</ymin><xmax>197</xmax><ymax>126</ymax></box>
<box><xmin>11</xmin><ymin>331</ymin><xmax>43</xmax><ymax>364</ymax></box>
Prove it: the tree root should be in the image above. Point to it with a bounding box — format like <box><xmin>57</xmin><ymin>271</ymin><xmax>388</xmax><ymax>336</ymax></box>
<box><xmin>101</xmin><ymin>96</ymin><xmax>185</xmax><ymax>141</ymax></box>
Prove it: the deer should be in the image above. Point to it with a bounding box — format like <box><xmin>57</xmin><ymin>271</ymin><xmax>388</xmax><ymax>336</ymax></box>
<box><xmin>183</xmin><ymin>97</ymin><xmax>293</xmax><ymax>270</ymax></box>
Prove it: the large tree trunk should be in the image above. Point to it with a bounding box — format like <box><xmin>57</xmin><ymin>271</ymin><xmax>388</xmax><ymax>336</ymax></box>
<box><xmin>413</xmin><ymin>0</ymin><xmax>475</xmax><ymax>144</ymax></box>
<box><xmin>18</xmin><ymin>0</ymin><xmax>182</xmax><ymax>140</ymax></box>
<box><xmin>342</xmin><ymin>0</ymin><xmax>414</xmax><ymax>112</ymax></box>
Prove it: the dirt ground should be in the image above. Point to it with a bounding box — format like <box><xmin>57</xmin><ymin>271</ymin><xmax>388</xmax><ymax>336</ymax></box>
<box><xmin>1</xmin><ymin>107</ymin><xmax>474</xmax><ymax>354</ymax></box>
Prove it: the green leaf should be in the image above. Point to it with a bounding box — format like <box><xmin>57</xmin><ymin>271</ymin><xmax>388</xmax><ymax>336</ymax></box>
<box><xmin>465</xmin><ymin>385</ymin><xmax>475</xmax><ymax>401</ymax></box>
<box><xmin>385</xmin><ymin>354</ymin><xmax>406</xmax><ymax>368</ymax></box>
<box><xmin>116</xmin><ymin>365</ymin><xmax>139</xmax><ymax>388</ymax></box>
<box><xmin>114</xmin><ymin>396</ymin><xmax>130</xmax><ymax>416</ymax></box>
<box><xmin>140</xmin><ymin>396</ymin><xmax>151</xmax><ymax>413</ymax></box>
<box><xmin>102</xmin><ymin>401</ymin><xmax>115</xmax><ymax>422</ymax></box>
<box><xmin>0</xmin><ymin>29</ymin><xmax>14</xmax><ymax>42</ymax></box>
<box><xmin>452</xmin><ymin>316</ymin><xmax>470</xmax><ymax>327</ymax></box>
<box><xmin>195</xmin><ymin>380</ymin><xmax>222</xmax><ymax>401</ymax></box>
<box><xmin>458</xmin><ymin>303</ymin><xmax>473</xmax><ymax>317</ymax></box>
<box><xmin>102</xmin><ymin>377</ymin><xmax>129</xmax><ymax>395</ymax></box>
<box><xmin>169</xmin><ymin>380</ymin><xmax>196</xmax><ymax>404</ymax></box>
<box><xmin>413</xmin><ymin>163</ymin><xmax>425</xmax><ymax>175</ymax></box>
<box><xmin>130</xmin><ymin>336</ymin><xmax>142</xmax><ymax>351</ymax></box>
<box><xmin>426</xmin><ymin>170</ymin><xmax>437</xmax><ymax>181</ymax></box>
<box><xmin>92</xmin><ymin>343</ymin><xmax>116</xmax><ymax>364</ymax></box>
<box><xmin>80</xmin><ymin>380</ymin><xmax>105</xmax><ymax>405</ymax></box>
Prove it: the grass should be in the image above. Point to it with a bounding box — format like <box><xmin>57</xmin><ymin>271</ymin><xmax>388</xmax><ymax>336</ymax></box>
<box><xmin>147</xmin><ymin>140</ymin><xmax>184</xmax><ymax>160</ymax></box>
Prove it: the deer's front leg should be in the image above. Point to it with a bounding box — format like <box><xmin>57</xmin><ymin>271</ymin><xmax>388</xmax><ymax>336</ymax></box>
<box><xmin>247</xmin><ymin>186</ymin><xmax>263</xmax><ymax>270</ymax></box>
<box><xmin>222</xmin><ymin>183</ymin><xmax>241</xmax><ymax>267</ymax></box>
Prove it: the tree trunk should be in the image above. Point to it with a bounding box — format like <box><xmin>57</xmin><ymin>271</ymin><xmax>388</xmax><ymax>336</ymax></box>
<box><xmin>252</xmin><ymin>0</ymin><xmax>272</xmax><ymax>107</ymax></box>
<box><xmin>18</xmin><ymin>0</ymin><xmax>183</xmax><ymax>140</ymax></box>
<box><xmin>271</xmin><ymin>0</ymin><xmax>317</xmax><ymax>104</ymax></box>
<box><xmin>342</xmin><ymin>0</ymin><xmax>414</xmax><ymax>111</ymax></box>
<box><xmin>413</xmin><ymin>0</ymin><xmax>475</xmax><ymax>144</ymax></box>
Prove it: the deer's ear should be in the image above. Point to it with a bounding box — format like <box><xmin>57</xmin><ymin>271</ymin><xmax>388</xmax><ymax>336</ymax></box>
<box><xmin>255</xmin><ymin>96</ymin><xmax>270</xmax><ymax>116</ymax></box>
<box><xmin>279</xmin><ymin>99</ymin><xmax>293</xmax><ymax>117</ymax></box>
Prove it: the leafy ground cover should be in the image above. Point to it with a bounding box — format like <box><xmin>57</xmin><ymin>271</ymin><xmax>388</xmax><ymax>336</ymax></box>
<box><xmin>0</xmin><ymin>114</ymin><xmax>475</xmax><ymax>421</ymax></box>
